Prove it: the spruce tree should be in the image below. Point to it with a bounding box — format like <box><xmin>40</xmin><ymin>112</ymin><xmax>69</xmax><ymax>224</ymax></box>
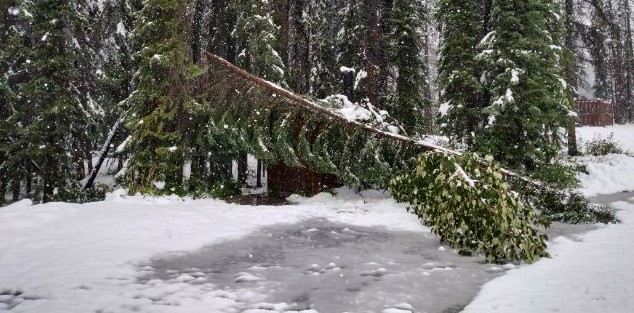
<box><xmin>233</xmin><ymin>0</ymin><xmax>287</xmax><ymax>86</ymax></box>
<box><xmin>122</xmin><ymin>0</ymin><xmax>194</xmax><ymax>193</ymax></box>
<box><xmin>477</xmin><ymin>0</ymin><xmax>570</xmax><ymax>170</ymax></box>
<box><xmin>0</xmin><ymin>0</ymin><xmax>95</xmax><ymax>202</ymax></box>
<box><xmin>436</xmin><ymin>0</ymin><xmax>486</xmax><ymax>147</ymax></box>
<box><xmin>388</xmin><ymin>0</ymin><xmax>428</xmax><ymax>134</ymax></box>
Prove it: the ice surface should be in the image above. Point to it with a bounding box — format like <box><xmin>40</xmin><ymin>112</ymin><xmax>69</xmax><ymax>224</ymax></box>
<box><xmin>139</xmin><ymin>218</ymin><xmax>504</xmax><ymax>313</ymax></box>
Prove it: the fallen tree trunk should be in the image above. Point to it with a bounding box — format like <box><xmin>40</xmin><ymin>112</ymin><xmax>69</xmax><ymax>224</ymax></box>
<box><xmin>201</xmin><ymin>51</ymin><xmax>540</xmax><ymax>187</ymax></box>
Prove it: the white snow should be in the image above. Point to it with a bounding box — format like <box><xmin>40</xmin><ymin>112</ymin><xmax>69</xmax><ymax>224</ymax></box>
<box><xmin>339</xmin><ymin>66</ymin><xmax>355</xmax><ymax>74</ymax></box>
<box><xmin>577</xmin><ymin>154</ymin><xmax>634</xmax><ymax>196</ymax></box>
<box><xmin>576</xmin><ymin>124</ymin><xmax>634</xmax><ymax>196</ymax></box>
<box><xmin>0</xmin><ymin>189</ymin><xmax>420</xmax><ymax>313</ymax></box>
<box><xmin>577</xmin><ymin>124</ymin><xmax>634</xmax><ymax>153</ymax></box>
<box><xmin>462</xmin><ymin>200</ymin><xmax>634</xmax><ymax>313</ymax></box>
<box><xmin>510</xmin><ymin>69</ymin><xmax>520</xmax><ymax>84</ymax></box>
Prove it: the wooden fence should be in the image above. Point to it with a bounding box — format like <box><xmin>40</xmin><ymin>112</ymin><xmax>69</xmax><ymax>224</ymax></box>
<box><xmin>575</xmin><ymin>99</ymin><xmax>613</xmax><ymax>127</ymax></box>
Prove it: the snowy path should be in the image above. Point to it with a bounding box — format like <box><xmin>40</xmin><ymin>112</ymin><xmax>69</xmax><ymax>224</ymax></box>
<box><xmin>0</xmin><ymin>189</ymin><xmax>500</xmax><ymax>313</ymax></box>
<box><xmin>462</xmin><ymin>194</ymin><xmax>634</xmax><ymax>313</ymax></box>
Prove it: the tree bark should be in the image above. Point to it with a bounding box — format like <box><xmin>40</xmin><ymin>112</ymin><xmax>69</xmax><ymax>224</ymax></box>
<box><xmin>288</xmin><ymin>0</ymin><xmax>310</xmax><ymax>93</ymax></box>
<box><xmin>191</xmin><ymin>0</ymin><xmax>204</xmax><ymax>64</ymax></box>
<box><xmin>564</xmin><ymin>0</ymin><xmax>579</xmax><ymax>156</ymax></box>
<box><xmin>364</xmin><ymin>0</ymin><xmax>381</xmax><ymax>107</ymax></box>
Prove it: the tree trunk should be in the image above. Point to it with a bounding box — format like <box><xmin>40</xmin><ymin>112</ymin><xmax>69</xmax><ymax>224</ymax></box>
<box><xmin>191</xmin><ymin>0</ymin><xmax>204</xmax><ymax>64</ymax></box>
<box><xmin>256</xmin><ymin>159</ymin><xmax>262</xmax><ymax>188</ymax></box>
<box><xmin>11</xmin><ymin>181</ymin><xmax>19</xmax><ymax>202</ymax></box>
<box><xmin>364</xmin><ymin>0</ymin><xmax>381</xmax><ymax>107</ymax></box>
<box><xmin>237</xmin><ymin>152</ymin><xmax>248</xmax><ymax>185</ymax></box>
<box><xmin>288</xmin><ymin>0</ymin><xmax>310</xmax><ymax>93</ymax></box>
<box><xmin>624</xmin><ymin>0</ymin><xmax>634</xmax><ymax>122</ymax></box>
<box><xmin>564</xmin><ymin>0</ymin><xmax>579</xmax><ymax>156</ymax></box>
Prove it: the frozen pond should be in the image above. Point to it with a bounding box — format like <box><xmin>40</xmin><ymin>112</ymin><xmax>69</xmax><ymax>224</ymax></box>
<box><xmin>136</xmin><ymin>216</ymin><xmax>594</xmax><ymax>313</ymax></box>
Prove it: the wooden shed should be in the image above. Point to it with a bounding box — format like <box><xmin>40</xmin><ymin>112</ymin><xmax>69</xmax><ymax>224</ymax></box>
<box><xmin>575</xmin><ymin>99</ymin><xmax>614</xmax><ymax>127</ymax></box>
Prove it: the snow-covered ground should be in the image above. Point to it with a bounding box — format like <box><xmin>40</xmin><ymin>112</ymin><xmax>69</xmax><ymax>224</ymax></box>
<box><xmin>463</xmin><ymin>124</ymin><xmax>634</xmax><ymax>313</ymax></box>
<box><xmin>2</xmin><ymin>124</ymin><xmax>634</xmax><ymax>313</ymax></box>
<box><xmin>0</xmin><ymin>190</ymin><xmax>427</xmax><ymax>313</ymax></box>
<box><xmin>576</xmin><ymin>124</ymin><xmax>634</xmax><ymax>196</ymax></box>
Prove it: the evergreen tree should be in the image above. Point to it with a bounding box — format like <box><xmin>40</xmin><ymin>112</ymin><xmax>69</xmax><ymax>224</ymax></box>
<box><xmin>477</xmin><ymin>0</ymin><xmax>570</xmax><ymax>170</ymax></box>
<box><xmin>307</xmin><ymin>0</ymin><xmax>340</xmax><ymax>99</ymax></box>
<box><xmin>436</xmin><ymin>0</ymin><xmax>486</xmax><ymax>147</ymax></box>
<box><xmin>388</xmin><ymin>0</ymin><xmax>428</xmax><ymax>134</ymax></box>
<box><xmin>233</xmin><ymin>0</ymin><xmax>287</xmax><ymax>86</ymax></box>
<box><xmin>0</xmin><ymin>0</ymin><xmax>95</xmax><ymax>202</ymax></box>
<box><xmin>122</xmin><ymin>0</ymin><xmax>195</xmax><ymax>193</ymax></box>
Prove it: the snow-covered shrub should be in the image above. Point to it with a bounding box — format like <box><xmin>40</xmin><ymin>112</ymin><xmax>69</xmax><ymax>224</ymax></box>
<box><xmin>389</xmin><ymin>152</ymin><xmax>549</xmax><ymax>263</ymax></box>
<box><xmin>584</xmin><ymin>134</ymin><xmax>623</xmax><ymax>156</ymax></box>
<box><xmin>51</xmin><ymin>184</ymin><xmax>110</xmax><ymax>204</ymax></box>
<box><xmin>520</xmin><ymin>187</ymin><xmax>619</xmax><ymax>224</ymax></box>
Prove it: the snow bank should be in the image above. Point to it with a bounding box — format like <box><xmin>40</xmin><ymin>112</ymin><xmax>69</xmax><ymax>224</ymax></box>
<box><xmin>577</xmin><ymin>124</ymin><xmax>634</xmax><ymax>153</ymax></box>
<box><xmin>0</xmin><ymin>188</ymin><xmax>421</xmax><ymax>313</ymax></box>
<box><xmin>462</xmin><ymin>200</ymin><xmax>634</xmax><ymax>313</ymax></box>
<box><xmin>576</xmin><ymin>124</ymin><xmax>634</xmax><ymax>196</ymax></box>
<box><xmin>577</xmin><ymin>154</ymin><xmax>634</xmax><ymax>196</ymax></box>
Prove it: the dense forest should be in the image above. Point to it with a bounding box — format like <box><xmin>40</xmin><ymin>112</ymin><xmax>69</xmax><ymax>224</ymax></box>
<box><xmin>0</xmin><ymin>0</ymin><xmax>633</xmax><ymax>204</ymax></box>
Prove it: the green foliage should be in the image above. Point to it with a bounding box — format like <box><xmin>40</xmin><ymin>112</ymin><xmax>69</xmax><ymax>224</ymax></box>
<box><xmin>436</xmin><ymin>0</ymin><xmax>486</xmax><ymax>146</ymax></box>
<box><xmin>209</xmin><ymin>180</ymin><xmax>241</xmax><ymax>199</ymax></box>
<box><xmin>583</xmin><ymin>133</ymin><xmax>623</xmax><ymax>156</ymax></box>
<box><xmin>387</xmin><ymin>0</ymin><xmax>428</xmax><ymax>134</ymax></box>
<box><xmin>232</xmin><ymin>0</ymin><xmax>286</xmax><ymax>86</ymax></box>
<box><xmin>122</xmin><ymin>0</ymin><xmax>194</xmax><ymax>194</ymax></box>
<box><xmin>389</xmin><ymin>152</ymin><xmax>549</xmax><ymax>263</ymax></box>
<box><xmin>476</xmin><ymin>0</ymin><xmax>570</xmax><ymax>170</ymax></box>
<box><xmin>51</xmin><ymin>185</ymin><xmax>110</xmax><ymax>204</ymax></box>
<box><xmin>0</xmin><ymin>0</ymin><xmax>96</xmax><ymax>202</ymax></box>
<box><xmin>530</xmin><ymin>161</ymin><xmax>580</xmax><ymax>189</ymax></box>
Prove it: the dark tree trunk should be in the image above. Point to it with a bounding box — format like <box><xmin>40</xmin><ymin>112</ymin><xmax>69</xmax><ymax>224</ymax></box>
<box><xmin>42</xmin><ymin>180</ymin><xmax>53</xmax><ymax>203</ymax></box>
<box><xmin>256</xmin><ymin>159</ymin><xmax>262</xmax><ymax>188</ymax></box>
<box><xmin>11</xmin><ymin>181</ymin><xmax>19</xmax><ymax>202</ymax></box>
<box><xmin>25</xmin><ymin>162</ymin><xmax>32</xmax><ymax>195</ymax></box>
<box><xmin>288</xmin><ymin>0</ymin><xmax>310</xmax><ymax>93</ymax></box>
<box><xmin>624</xmin><ymin>0</ymin><xmax>634</xmax><ymax>122</ymax></box>
<box><xmin>378</xmin><ymin>0</ymin><xmax>393</xmax><ymax>107</ymax></box>
<box><xmin>237</xmin><ymin>152</ymin><xmax>248</xmax><ymax>185</ymax></box>
<box><xmin>564</xmin><ymin>0</ymin><xmax>579</xmax><ymax>156</ymax></box>
<box><xmin>341</xmin><ymin>68</ymin><xmax>355</xmax><ymax>102</ymax></box>
<box><xmin>0</xmin><ymin>175</ymin><xmax>6</xmax><ymax>202</ymax></box>
<box><xmin>191</xmin><ymin>0</ymin><xmax>204</xmax><ymax>64</ymax></box>
<box><xmin>482</xmin><ymin>0</ymin><xmax>493</xmax><ymax>35</ymax></box>
<box><xmin>364</xmin><ymin>0</ymin><xmax>381</xmax><ymax>107</ymax></box>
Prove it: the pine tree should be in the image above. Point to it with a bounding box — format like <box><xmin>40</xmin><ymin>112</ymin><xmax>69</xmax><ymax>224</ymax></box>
<box><xmin>477</xmin><ymin>0</ymin><xmax>570</xmax><ymax>170</ymax></box>
<box><xmin>0</xmin><ymin>0</ymin><xmax>95</xmax><ymax>202</ymax></box>
<box><xmin>122</xmin><ymin>0</ymin><xmax>194</xmax><ymax>193</ymax></box>
<box><xmin>436</xmin><ymin>0</ymin><xmax>486</xmax><ymax>147</ymax></box>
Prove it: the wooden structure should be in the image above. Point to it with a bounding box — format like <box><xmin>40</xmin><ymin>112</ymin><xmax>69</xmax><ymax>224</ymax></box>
<box><xmin>576</xmin><ymin>99</ymin><xmax>613</xmax><ymax>127</ymax></box>
<box><xmin>267</xmin><ymin>164</ymin><xmax>341</xmax><ymax>196</ymax></box>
